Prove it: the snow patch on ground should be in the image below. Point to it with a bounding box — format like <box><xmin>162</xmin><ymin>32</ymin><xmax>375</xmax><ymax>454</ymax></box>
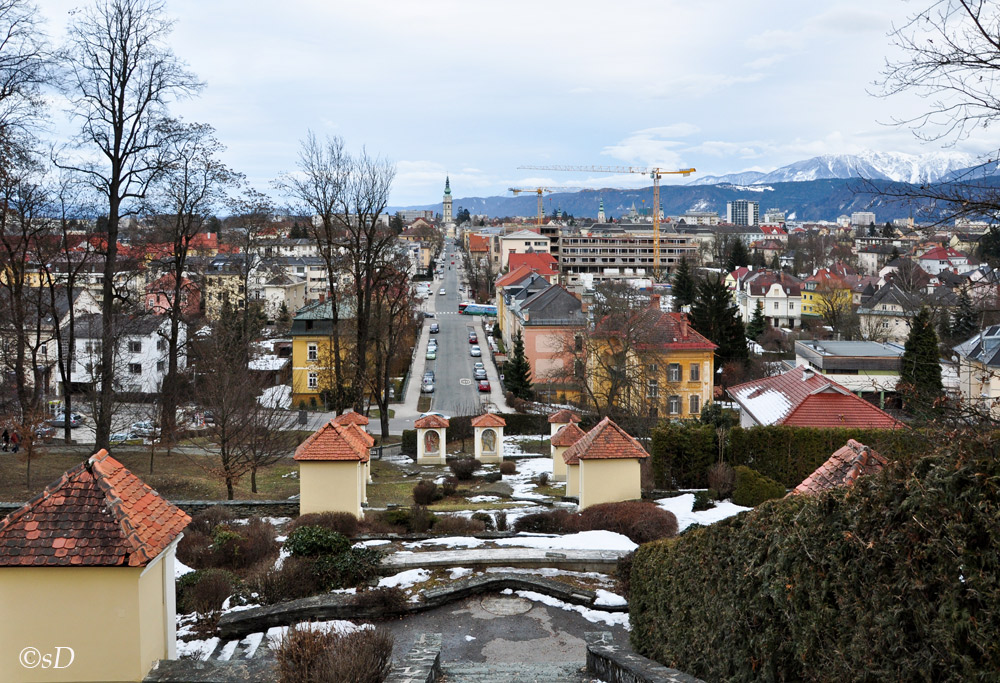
<box><xmin>657</xmin><ymin>493</ymin><xmax>750</xmax><ymax>532</ymax></box>
<box><xmin>467</xmin><ymin>495</ymin><xmax>500</xmax><ymax>503</ymax></box>
<box><xmin>176</xmin><ymin>636</ymin><xmax>219</xmax><ymax>660</ymax></box>
<box><xmin>265</xmin><ymin>620</ymin><xmax>369</xmax><ymax>651</ymax></box>
<box><xmin>217</xmin><ymin>639</ymin><xmax>239</xmax><ymax>661</ymax></box>
<box><xmin>241</xmin><ymin>632</ymin><xmax>264</xmax><ymax>659</ymax></box>
<box><xmin>594</xmin><ymin>589</ymin><xmax>627</xmax><ymax>607</ymax></box>
<box><xmin>274</xmin><ymin>547</ymin><xmax>291</xmax><ymax>570</ymax></box>
<box><xmin>262</xmin><ymin>516</ymin><xmax>291</xmax><ymax>526</ymax></box>
<box><xmin>358</xmin><ymin>539</ymin><xmax>391</xmax><ymax>547</ymax></box>
<box><xmin>504</xmin><ymin>457</ymin><xmax>555</xmax><ymax>500</ymax></box>
<box><xmin>175</xmin><ymin>559</ymin><xmax>194</xmax><ymax>579</ymax></box>
<box><xmin>465</xmin><ymin>635</ymin><xmax>477</xmax><ymax>641</ymax></box>
<box><xmin>405</xmin><ymin>536</ymin><xmax>485</xmax><ymax>549</ymax></box>
<box><xmin>514</xmin><ymin>590</ymin><xmax>630</xmax><ymax>629</ymax></box>
<box><xmin>496</xmin><ymin>530</ymin><xmax>637</xmax><ymax>552</ymax></box>
<box><xmin>379</xmin><ymin>568</ymin><xmax>431</xmax><ymax>589</ymax></box>
<box><xmin>449</xmin><ymin>567</ymin><xmax>474</xmax><ymax>580</ymax></box>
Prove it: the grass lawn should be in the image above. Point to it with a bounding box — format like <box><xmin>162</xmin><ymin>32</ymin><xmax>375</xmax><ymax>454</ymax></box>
<box><xmin>417</xmin><ymin>396</ymin><xmax>432</xmax><ymax>412</ymax></box>
<box><xmin>0</xmin><ymin>447</ymin><xmax>300</xmax><ymax>503</ymax></box>
<box><xmin>367</xmin><ymin>408</ymin><xmax>396</xmax><ymax>419</ymax></box>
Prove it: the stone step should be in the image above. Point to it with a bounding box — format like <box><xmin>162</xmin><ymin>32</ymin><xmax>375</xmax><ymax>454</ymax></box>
<box><xmin>440</xmin><ymin>662</ymin><xmax>595</xmax><ymax>682</ymax></box>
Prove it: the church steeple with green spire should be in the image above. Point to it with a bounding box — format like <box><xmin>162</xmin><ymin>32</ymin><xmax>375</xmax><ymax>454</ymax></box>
<box><xmin>444</xmin><ymin>176</ymin><xmax>451</xmax><ymax>196</ymax></box>
<box><xmin>442</xmin><ymin>176</ymin><xmax>453</xmax><ymax>223</ymax></box>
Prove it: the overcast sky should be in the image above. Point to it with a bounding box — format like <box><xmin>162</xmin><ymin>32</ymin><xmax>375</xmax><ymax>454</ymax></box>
<box><xmin>38</xmin><ymin>0</ymin><xmax>996</xmax><ymax>207</ymax></box>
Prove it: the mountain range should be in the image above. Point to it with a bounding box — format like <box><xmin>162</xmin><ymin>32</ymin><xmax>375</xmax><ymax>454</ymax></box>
<box><xmin>389</xmin><ymin>151</ymin><xmax>996</xmax><ymax>222</ymax></box>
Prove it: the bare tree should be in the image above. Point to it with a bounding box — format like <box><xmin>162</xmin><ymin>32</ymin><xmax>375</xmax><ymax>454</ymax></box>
<box><xmin>145</xmin><ymin>121</ymin><xmax>235</xmax><ymax>442</ymax></box>
<box><xmin>0</xmin><ymin>0</ymin><xmax>47</xmax><ymax>158</ymax></box>
<box><xmin>242</xmin><ymin>390</ymin><xmax>296</xmax><ymax>494</ymax></box>
<box><xmin>59</xmin><ymin>0</ymin><xmax>203</xmax><ymax>449</ymax></box>
<box><xmin>365</xmin><ymin>266</ymin><xmax>417</xmax><ymax>438</ymax></box>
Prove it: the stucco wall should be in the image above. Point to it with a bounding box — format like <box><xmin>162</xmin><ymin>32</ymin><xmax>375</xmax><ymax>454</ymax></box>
<box><xmin>138</xmin><ymin>555</ymin><xmax>169</xmax><ymax>674</ymax></box>
<box><xmin>299</xmin><ymin>460</ymin><xmax>363</xmax><ymax>517</ymax></box>
<box><xmin>579</xmin><ymin>458</ymin><xmax>641</xmax><ymax>509</ymax></box>
<box><xmin>552</xmin><ymin>444</ymin><xmax>568</xmax><ymax>481</ymax></box>
<box><xmin>0</xmin><ymin>566</ymin><xmax>153</xmax><ymax>682</ymax></box>
<box><xmin>566</xmin><ymin>463</ymin><xmax>580</xmax><ymax>498</ymax></box>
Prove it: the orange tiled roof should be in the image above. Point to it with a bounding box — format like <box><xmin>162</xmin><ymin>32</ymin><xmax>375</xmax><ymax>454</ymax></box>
<box><xmin>333</xmin><ymin>412</ymin><xmax>370</xmax><ymax>427</ymax></box>
<box><xmin>469</xmin><ymin>234</ymin><xmax>490</xmax><ymax>252</ymax></box>
<box><xmin>471</xmin><ymin>413</ymin><xmax>506</xmax><ymax>427</ymax></box>
<box><xmin>415</xmin><ymin>414</ymin><xmax>450</xmax><ymax>429</ymax></box>
<box><xmin>548</xmin><ymin>409</ymin><xmax>581</xmax><ymax>424</ymax></box>
<box><xmin>496</xmin><ymin>264</ymin><xmax>536</xmax><ymax>288</ymax></box>
<box><xmin>294</xmin><ymin>421</ymin><xmax>371</xmax><ymax>462</ymax></box>
<box><xmin>508</xmin><ymin>252</ymin><xmax>558</xmax><ymax>277</ymax></box>
<box><xmin>790</xmin><ymin>439</ymin><xmax>887</xmax><ymax>496</ymax></box>
<box><xmin>0</xmin><ymin>450</ymin><xmax>190</xmax><ymax>567</ymax></box>
<box><xmin>553</xmin><ymin>423</ymin><xmax>586</xmax><ymax>450</ymax></box>
<box><xmin>561</xmin><ymin>416</ymin><xmax>649</xmax><ymax>463</ymax></box>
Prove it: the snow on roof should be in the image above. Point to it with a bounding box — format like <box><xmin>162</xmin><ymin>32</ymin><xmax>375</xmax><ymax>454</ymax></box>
<box><xmin>730</xmin><ymin>387</ymin><xmax>792</xmax><ymax>425</ymax></box>
<box><xmin>258</xmin><ymin>385</ymin><xmax>291</xmax><ymax>409</ymax></box>
<box><xmin>249</xmin><ymin>356</ymin><xmax>288</xmax><ymax>371</ymax></box>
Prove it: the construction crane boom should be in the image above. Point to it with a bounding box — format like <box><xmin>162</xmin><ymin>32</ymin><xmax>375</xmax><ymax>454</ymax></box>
<box><xmin>516</xmin><ymin>165</ymin><xmax>696</xmax><ymax>276</ymax></box>
<box><xmin>508</xmin><ymin>186</ymin><xmax>590</xmax><ymax>226</ymax></box>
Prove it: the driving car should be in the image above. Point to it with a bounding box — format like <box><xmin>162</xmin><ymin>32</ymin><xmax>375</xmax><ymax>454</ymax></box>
<box><xmin>478</xmin><ymin>379</ymin><xmax>491</xmax><ymax>392</ymax></box>
<box><xmin>470</xmin><ymin>345</ymin><xmax>481</xmax><ymax>357</ymax></box>
<box><xmin>473</xmin><ymin>368</ymin><xmax>487</xmax><ymax>381</ymax></box>
<box><xmin>426</xmin><ymin>349</ymin><xmax>437</xmax><ymax>360</ymax></box>
<box><xmin>420</xmin><ymin>380</ymin><xmax>435</xmax><ymax>393</ymax></box>
<box><xmin>429</xmin><ymin>323</ymin><xmax>440</xmax><ymax>333</ymax></box>
<box><xmin>438</xmin><ymin>288</ymin><xmax>446</xmax><ymax>295</ymax></box>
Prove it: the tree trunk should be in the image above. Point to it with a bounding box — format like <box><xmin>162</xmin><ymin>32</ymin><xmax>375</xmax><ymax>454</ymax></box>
<box><xmin>251</xmin><ymin>467</ymin><xmax>258</xmax><ymax>493</ymax></box>
<box><xmin>96</xmin><ymin>196</ymin><xmax>120</xmax><ymax>451</ymax></box>
<box><xmin>226</xmin><ymin>475</ymin><xmax>234</xmax><ymax>500</ymax></box>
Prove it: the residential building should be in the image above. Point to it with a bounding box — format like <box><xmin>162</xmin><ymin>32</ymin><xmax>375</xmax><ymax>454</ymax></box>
<box><xmin>288</xmin><ymin>299</ymin><xmax>354</xmax><ymax>407</ymax></box>
<box><xmin>952</xmin><ymin>327</ymin><xmax>1000</xmax><ymax>417</ymax></box>
<box><xmin>145</xmin><ymin>273</ymin><xmax>201</xmax><ymax>317</ymax></box>
<box><xmin>254</xmin><ymin>237</ymin><xmax>319</xmax><ymax>259</ymax></box>
<box><xmin>851</xmin><ymin>211</ymin><xmax>877</xmax><ymax>226</ymax></box>
<box><xmin>917</xmin><ymin>245</ymin><xmax>975</xmax><ymax>276</ymax></box>
<box><xmin>556</xmin><ymin>225</ymin><xmax>698</xmax><ymax>288</ymax></box>
<box><xmin>726</xmin><ymin>199</ymin><xmax>760</xmax><ymax>226</ymax></box>
<box><xmin>800</xmin><ymin>269</ymin><xmax>852</xmax><ymax>320</ymax></box>
<box><xmin>396</xmin><ymin>209</ymin><xmax>436</xmax><ymax>223</ymax></box>
<box><xmin>253</xmin><ymin>272</ymin><xmax>307</xmax><ymax>324</ymax></box>
<box><xmin>495</xmin><ymin>265</ymin><xmax>540</xmax><ymax>340</ymax></box>
<box><xmin>507</xmin><ymin>252</ymin><xmax>559</xmax><ymax>281</ymax></box>
<box><xmin>737</xmin><ymin>270</ymin><xmax>803</xmax><ymax>328</ymax></box>
<box><xmin>728</xmin><ymin>366</ymin><xmax>902</xmax><ymax>429</ymax></box>
<box><xmin>71</xmin><ymin>314</ymin><xmax>183</xmax><ymax>395</ymax></box>
<box><xmin>500</xmin><ymin>229</ymin><xmax>550</xmax><ymax>269</ymax></box>
<box><xmin>856</xmin><ymin>283</ymin><xmax>921</xmax><ymax>343</ymax></box>
<box><xmin>763</xmin><ymin>207</ymin><xmax>786</xmax><ymax>224</ymax></box>
<box><xmin>794</xmin><ymin>339</ymin><xmax>906</xmax><ymax>407</ymax></box>
<box><xmin>858</xmin><ymin>244</ymin><xmax>899</xmax><ymax>276</ymax></box>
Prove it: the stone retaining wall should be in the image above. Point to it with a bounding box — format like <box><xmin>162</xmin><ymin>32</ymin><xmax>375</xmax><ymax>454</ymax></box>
<box><xmin>385</xmin><ymin>633</ymin><xmax>442</xmax><ymax>683</ymax></box>
<box><xmin>2</xmin><ymin>499</ymin><xmax>300</xmax><ymax>518</ymax></box>
<box><xmin>585</xmin><ymin>632</ymin><xmax>704</xmax><ymax>683</ymax></box>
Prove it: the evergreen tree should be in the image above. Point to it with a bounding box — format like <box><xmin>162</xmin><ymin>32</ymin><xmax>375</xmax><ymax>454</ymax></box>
<box><xmin>978</xmin><ymin>225</ymin><xmax>1000</xmax><ymax>267</ymax></box>
<box><xmin>890</xmin><ymin>245</ymin><xmax>901</xmax><ymax>261</ymax></box>
<box><xmin>898</xmin><ymin>307</ymin><xmax>943</xmax><ymax>414</ymax></box>
<box><xmin>769</xmin><ymin>253</ymin><xmax>781</xmax><ymax>270</ymax></box>
<box><xmin>882</xmin><ymin>222</ymin><xmax>895</xmax><ymax>238</ymax></box>
<box><xmin>746</xmin><ymin>299</ymin><xmax>767</xmax><ymax>341</ymax></box>
<box><xmin>951</xmin><ymin>290</ymin><xmax>978</xmax><ymax>342</ymax></box>
<box><xmin>751</xmin><ymin>249</ymin><xmax>766</xmax><ymax>269</ymax></box>
<box><xmin>691</xmin><ymin>275</ymin><xmax>749</xmax><ymax>368</ymax></box>
<box><xmin>505</xmin><ymin>330</ymin><xmax>533</xmax><ymax>400</ymax></box>
<box><xmin>671</xmin><ymin>256</ymin><xmax>696</xmax><ymax>310</ymax></box>
<box><xmin>726</xmin><ymin>239</ymin><xmax>750</xmax><ymax>272</ymax></box>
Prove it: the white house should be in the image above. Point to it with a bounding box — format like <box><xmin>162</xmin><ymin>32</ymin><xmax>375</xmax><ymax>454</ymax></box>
<box><xmin>500</xmin><ymin>230</ymin><xmax>550</xmax><ymax>270</ymax></box>
<box><xmin>917</xmin><ymin>245</ymin><xmax>975</xmax><ymax>276</ymax></box>
<box><xmin>738</xmin><ymin>270</ymin><xmax>803</xmax><ymax>328</ymax></box>
<box><xmin>71</xmin><ymin>314</ymin><xmax>184</xmax><ymax>394</ymax></box>
<box><xmin>253</xmin><ymin>272</ymin><xmax>307</xmax><ymax>323</ymax></box>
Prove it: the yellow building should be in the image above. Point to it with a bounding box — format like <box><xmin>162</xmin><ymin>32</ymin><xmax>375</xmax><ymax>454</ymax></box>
<box><xmin>586</xmin><ymin>295</ymin><xmax>716</xmax><ymax>419</ymax></box>
<box><xmin>294</xmin><ymin>420</ymin><xmax>371</xmax><ymax>518</ymax></box>
<box><xmin>0</xmin><ymin>450</ymin><xmax>190</xmax><ymax>683</ymax></box>
<box><xmin>471</xmin><ymin>412</ymin><xmax>506</xmax><ymax>463</ymax></box>
<box><xmin>289</xmin><ymin>300</ymin><xmax>356</xmax><ymax>408</ymax></box>
<box><xmin>801</xmin><ymin>269</ymin><xmax>852</xmax><ymax>319</ymax></box>
<box><xmin>562</xmin><ymin>417</ymin><xmax>649</xmax><ymax>509</ymax></box>
<box><xmin>202</xmin><ymin>269</ymin><xmax>246</xmax><ymax>321</ymax></box>
<box><xmin>551</xmin><ymin>420</ymin><xmax>585</xmax><ymax>482</ymax></box>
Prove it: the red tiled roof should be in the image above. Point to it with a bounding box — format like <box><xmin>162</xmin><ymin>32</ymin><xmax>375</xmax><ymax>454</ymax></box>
<box><xmin>790</xmin><ymin>440</ymin><xmax>887</xmax><ymax>496</ymax></box>
<box><xmin>469</xmin><ymin>235</ymin><xmax>490</xmax><ymax>252</ymax></box>
<box><xmin>548</xmin><ymin>409</ymin><xmax>581</xmax><ymax>424</ymax></box>
<box><xmin>294</xmin><ymin>422</ymin><xmax>371</xmax><ymax>462</ymax></box>
<box><xmin>415</xmin><ymin>414</ymin><xmax>450</xmax><ymax>429</ymax></box>
<box><xmin>471</xmin><ymin>413</ymin><xmax>506</xmax><ymax>427</ymax></box>
<box><xmin>595</xmin><ymin>309</ymin><xmax>717</xmax><ymax>352</ymax></box>
<box><xmin>508</xmin><ymin>252</ymin><xmax>558</xmax><ymax>277</ymax></box>
<box><xmin>728</xmin><ymin>366</ymin><xmax>902</xmax><ymax>429</ymax></box>
<box><xmin>920</xmin><ymin>245</ymin><xmax>966</xmax><ymax>261</ymax></box>
<box><xmin>333</xmin><ymin>412</ymin><xmax>369</xmax><ymax>427</ymax></box>
<box><xmin>553</xmin><ymin>423</ymin><xmax>586</xmax><ymax>450</ymax></box>
<box><xmin>0</xmin><ymin>450</ymin><xmax>190</xmax><ymax>567</ymax></box>
<box><xmin>561</xmin><ymin>417</ymin><xmax>649</xmax><ymax>463</ymax></box>
<box><xmin>495</xmin><ymin>264</ymin><xmax>536</xmax><ymax>288</ymax></box>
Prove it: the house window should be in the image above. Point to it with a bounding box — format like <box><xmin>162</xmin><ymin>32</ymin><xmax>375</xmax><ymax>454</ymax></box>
<box><xmin>574</xmin><ymin>335</ymin><xmax>583</xmax><ymax>352</ymax></box>
<box><xmin>308</xmin><ymin>343</ymin><xmax>318</xmax><ymax>361</ymax></box>
<box><xmin>773</xmin><ymin>302</ymin><xmax>779</xmax><ymax>310</ymax></box>
<box><xmin>647</xmin><ymin>363</ymin><xmax>658</xmax><ymax>374</ymax></box>
<box><xmin>690</xmin><ymin>394</ymin><xmax>701</xmax><ymax>414</ymax></box>
<box><xmin>157</xmin><ymin>339</ymin><xmax>166</xmax><ymax>351</ymax></box>
<box><xmin>308</xmin><ymin>372</ymin><xmax>318</xmax><ymax>389</ymax></box>
<box><xmin>129</xmin><ymin>363</ymin><xmax>142</xmax><ymax>375</ymax></box>
<box><xmin>690</xmin><ymin>363</ymin><xmax>700</xmax><ymax>382</ymax></box>
<box><xmin>574</xmin><ymin>359</ymin><xmax>585</xmax><ymax>378</ymax></box>
<box><xmin>647</xmin><ymin>379</ymin><xmax>659</xmax><ymax>398</ymax></box>
<box><xmin>667</xmin><ymin>363</ymin><xmax>681</xmax><ymax>382</ymax></box>
<box><xmin>156</xmin><ymin>360</ymin><xmax>165</xmax><ymax>372</ymax></box>
<box><xmin>668</xmin><ymin>395</ymin><xmax>681</xmax><ymax>414</ymax></box>
<box><xmin>129</xmin><ymin>341</ymin><xmax>142</xmax><ymax>353</ymax></box>
<box><xmin>789</xmin><ymin>303</ymin><xmax>795</xmax><ymax>310</ymax></box>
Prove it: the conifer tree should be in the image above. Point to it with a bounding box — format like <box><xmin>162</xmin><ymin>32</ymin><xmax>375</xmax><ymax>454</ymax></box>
<box><xmin>671</xmin><ymin>256</ymin><xmax>696</xmax><ymax>310</ymax></box>
<box><xmin>691</xmin><ymin>275</ymin><xmax>749</xmax><ymax>368</ymax></box>
<box><xmin>898</xmin><ymin>307</ymin><xmax>943</xmax><ymax>414</ymax></box>
<box><xmin>505</xmin><ymin>329</ymin><xmax>533</xmax><ymax>400</ymax></box>
<box><xmin>951</xmin><ymin>290</ymin><xmax>978</xmax><ymax>342</ymax></box>
<box><xmin>726</xmin><ymin>239</ymin><xmax>750</xmax><ymax>272</ymax></box>
<box><xmin>746</xmin><ymin>299</ymin><xmax>767</xmax><ymax>341</ymax></box>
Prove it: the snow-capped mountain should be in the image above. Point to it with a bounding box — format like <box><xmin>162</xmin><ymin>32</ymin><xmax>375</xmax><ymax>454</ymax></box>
<box><xmin>689</xmin><ymin>151</ymin><xmax>976</xmax><ymax>186</ymax></box>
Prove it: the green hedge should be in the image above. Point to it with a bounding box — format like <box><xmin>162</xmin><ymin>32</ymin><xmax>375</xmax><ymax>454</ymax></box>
<box><xmin>498</xmin><ymin>413</ymin><xmax>550</xmax><ymax>435</ymax></box>
<box><xmin>649</xmin><ymin>423</ymin><xmax>922</xmax><ymax>490</ymax></box>
<box><xmin>629</xmin><ymin>437</ymin><xmax>1000</xmax><ymax>681</ymax></box>
<box><xmin>401</xmin><ymin>429</ymin><xmax>417</xmax><ymax>456</ymax></box>
<box><xmin>731</xmin><ymin>466</ymin><xmax>785</xmax><ymax>506</ymax></box>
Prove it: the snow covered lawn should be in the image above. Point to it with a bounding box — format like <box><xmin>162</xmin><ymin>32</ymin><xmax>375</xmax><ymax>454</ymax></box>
<box><xmin>657</xmin><ymin>493</ymin><xmax>749</xmax><ymax>532</ymax></box>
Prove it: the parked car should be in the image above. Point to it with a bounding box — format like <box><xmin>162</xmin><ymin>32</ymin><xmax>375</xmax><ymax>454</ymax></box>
<box><xmin>473</xmin><ymin>368</ymin><xmax>487</xmax><ymax>381</ymax></box>
<box><xmin>474</xmin><ymin>362</ymin><xmax>485</xmax><ymax>370</ymax></box>
<box><xmin>420</xmin><ymin>380</ymin><xmax>435</xmax><ymax>393</ymax></box>
<box><xmin>478</xmin><ymin>379</ymin><xmax>491</xmax><ymax>392</ymax></box>
<box><xmin>109</xmin><ymin>430</ymin><xmax>139</xmax><ymax>445</ymax></box>
<box><xmin>418</xmin><ymin>411</ymin><xmax>451</xmax><ymax>420</ymax></box>
<box><xmin>470</xmin><ymin>345</ymin><xmax>481</xmax><ymax>357</ymax></box>
<box><xmin>423</xmin><ymin>311</ymin><xmax>435</xmax><ymax>318</ymax></box>
<box><xmin>34</xmin><ymin>425</ymin><xmax>55</xmax><ymax>441</ymax></box>
<box><xmin>426</xmin><ymin>349</ymin><xmax>437</xmax><ymax>360</ymax></box>
<box><xmin>203</xmin><ymin>410</ymin><xmax>215</xmax><ymax>424</ymax></box>
<box><xmin>468</xmin><ymin>335</ymin><xmax>478</xmax><ymax>344</ymax></box>
<box><xmin>49</xmin><ymin>412</ymin><xmax>83</xmax><ymax>428</ymax></box>
<box><xmin>429</xmin><ymin>323</ymin><xmax>440</xmax><ymax>333</ymax></box>
<box><xmin>131</xmin><ymin>420</ymin><xmax>159</xmax><ymax>438</ymax></box>
<box><xmin>423</xmin><ymin>371</ymin><xmax>435</xmax><ymax>382</ymax></box>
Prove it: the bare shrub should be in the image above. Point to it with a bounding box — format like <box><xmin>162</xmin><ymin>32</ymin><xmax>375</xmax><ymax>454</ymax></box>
<box><xmin>412</xmin><ymin>480</ymin><xmax>442</xmax><ymax>505</ymax></box>
<box><xmin>536</xmin><ymin>471</ymin><xmax>550</xmax><ymax>487</ymax></box>
<box><xmin>177</xmin><ymin>528</ymin><xmax>213</xmax><ymax>569</ymax></box>
<box><xmin>354</xmin><ymin>587</ymin><xmax>408</xmax><ymax>615</ymax></box>
<box><xmin>187</xmin><ymin>507</ymin><xmax>234</xmax><ymax>535</ymax></box>
<box><xmin>433</xmin><ymin>515</ymin><xmax>485</xmax><ymax>535</ymax></box>
<box><xmin>615</xmin><ymin>551</ymin><xmax>634</xmax><ymax>601</ymax></box>
<box><xmin>441</xmin><ymin>477</ymin><xmax>458</xmax><ymax>497</ymax></box>
<box><xmin>707</xmin><ymin>462</ymin><xmax>736</xmax><ymax>500</ymax></box>
<box><xmin>177</xmin><ymin>568</ymin><xmax>240</xmax><ymax>615</ymax></box>
<box><xmin>275</xmin><ymin>624</ymin><xmax>393</xmax><ymax>683</ymax></box>
<box><xmin>409</xmin><ymin>505</ymin><xmax>436</xmax><ymax>533</ymax></box>
<box><xmin>248</xmin><ymin>557</ymin><xmax>322</xmax><ymax>606</ymax></box>
<box><xmin>513</xmin><ymin>509</ymin><xmax>581</xmax><ymax>534</ymax></box>
<box><xmin>499</xmin><ymin>461</ymin><xmax>517</xmax><ymax>475</ymax></box>
<box><xmin>494</xmin><ymin>510</ymin><xmax>508</xmax><ymax>531</ymax></box>
<box><xmin>288</xmin><ymin>512</ymin><xmax>359</xmax><ymax>537</ymax></box>
<box><xmin>449</xmin><ymin>457</ymin><xmax>481</xmax><ymax>480</ymax></box>
<box><xmin>579</xmin><ymin>501</ymin><xmax>678</xmax><ymax>544</ymax></box>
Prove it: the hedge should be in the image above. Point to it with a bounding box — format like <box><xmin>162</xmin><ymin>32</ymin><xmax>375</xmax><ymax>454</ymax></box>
<box><xmin>498</xmin><ymin>413</ymin><xmax>549</xmax><ymax>435</ymax></box>
<box><xmin>401</xmin><ymin>429</ymin><xmax>416</xmax><ymax>456</ymax></box>
<box><xmin>629</xmin><ymin>434</ymin><xmax>1000</xmax><ymax>681</ymax></box>
<box><xmin>649</xmin><ymin>423</ymin><xmax>923</xmax><ymax>490</ymax></box>
<box><xmin>731</xmin><ymin>466</ymin><xmax>785</xmax><ymax>507</ymax></box>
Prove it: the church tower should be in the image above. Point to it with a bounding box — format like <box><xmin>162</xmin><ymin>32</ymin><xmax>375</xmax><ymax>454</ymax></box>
<box><xmin>597</xmin><ymin>198</ymin><xmax>605</xmax><ymax>223</ymax></box>
<box><xmin>442</xmin><ymin>176</ymin><xmax>453</xmax><ymax>224</ymax></box>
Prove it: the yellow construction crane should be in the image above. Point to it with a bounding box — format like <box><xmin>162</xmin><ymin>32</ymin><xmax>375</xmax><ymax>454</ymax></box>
<box><xmin>518</xmin><ymin>165</ymin><xmax>695</xmax><ymax>276</ymax></box>
<box><xmin>508</xmin><ymin>186</ymin><xmax>584</xmax><ymax>226</ymax></box>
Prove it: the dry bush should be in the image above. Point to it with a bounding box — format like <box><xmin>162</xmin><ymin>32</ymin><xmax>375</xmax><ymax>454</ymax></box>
<box><xmin>354</xmin><ymin>587</ymin><xmax>408</xmax><ymax>615</ymax></box>
<box><xmin>471</xmin><ymin>512</ymin><xmax>495</xmax><ymax>531</ymax></box>
<box><xmin>357</xmin><ymin>517</ymin><xmax>395</xmax><ymax>535</ymax></box>
<box><xmin>536</xmin><ymin>471</ymin><xmax>550</xmax><ymax>486</ymax></box>
<box><xmin>441</xmin><ymin>477</ymin><xmax>458</xmax><ymax>497</ymax></box>
<box><xmin>433</xmin><ymin>515</ymin><xmax>486</xmax><ymax>535</ymax></box>
<box><xmin>412</xmin><ymin>480</ymin><xmax>442</xmax><ymax>505</ymax></box>
<box><xmin>707</xmin><ymin>463</ymin><xmax>736</xmax><ymax>500</ymax></box>
<box><xmin>177</xmin><ymin>528</ymin><xmax>213</xmax><ymax>569</ymax></box>
<box><xmin>187</xmin><ymin>507</ymin><xmax>234</xmax><ymax>535</ymax></box>
<box><xmin>494</xmin><ymin>510</ymin><xmax>508</xmax><ymax>531</ymax></box>
<box><xmin>288</xmin><ymin>512</ymin><xmax>359</xmax><ymax>537</ymax></box>
<box><xmin>579</xmin><ymin>501</ymin><xmax>678</xmax><ymax>544</ymax></box>
<box><xmin>499</xmin><ymin>461</ymin><xmax>517</xmax><ymax>475</ymax></box>
<box><xmin>247</xmin><ymin>557</ymin><xmax>322</xmax><ymax>606</ymax></box>
<box><xmin>177</xmin><ymin>568</ymin><xmax>240</xmax><ymax>615</ymax></box>
<box><xmin>409</xmin><ymin>505</ymin><xmax>436</xmax><ymax>533</ymax></box>
<box><xmin>448</xmin><ymin>457</ymin><xmax>480</xmax><ymax>481</ymax></box>
<box><xmin>180</xmin><ymin>518</ymin><xmax>278</xmax><ymax>572</ymax></box>
<box><xmin>615</xmin><ymin>551</ymin><xmax>634</xmax><ymax>601</ymax></box>
<box><xmin>276</xmin><ymin>624</ymin><xmax>393</xmax><ymax>683</ymax></box>
<box><xmin>513</xmin><ymin>509</ymin><xmax>581</xmax><ymax>534</ymax></box>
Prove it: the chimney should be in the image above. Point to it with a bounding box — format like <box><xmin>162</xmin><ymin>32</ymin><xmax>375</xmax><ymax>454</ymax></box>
<box><xmin>680</xmin><ymin>312</ymin><xmax>689</xmax><ymax>338</ymax></box>
<box><xmin>649</xmin><ymin>293</ymin><xmax>661</xmax><ymax>310</ymax></box>
<box><xmin>802</xmin><ymin>367</ymin><xmax>814</xmax><ymax>381</ymax></box>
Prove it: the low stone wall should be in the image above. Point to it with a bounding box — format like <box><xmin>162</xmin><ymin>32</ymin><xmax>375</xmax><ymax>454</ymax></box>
<box><xmin>381</xmin><ymin>547</ymin><xmax>627</xmax><ymax>574</ymax></box>
<box><xmin>218</xmin><ymin>572</ymin><xmax>621</xmax><ymax>640</ymax></box>
<box><xmin>170</xmin><ymin>500</ymin><xmax>300</xmax><ymax>517</ymax></box>
<box><xmin>385</xmin><ymin>633</ymin><xmax>442</xmax><ymax>683</ymax></box>
<box><xmin>585</xmin><ymin>632</ymin><xmax>704</xmax><ymax>683</ymax></box>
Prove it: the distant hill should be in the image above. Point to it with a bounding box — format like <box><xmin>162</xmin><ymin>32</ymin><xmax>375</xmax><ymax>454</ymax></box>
<box><xmin>389</xmin><ymin>178</ymin><xmax>977</xmax><ymax>223</ymax></box>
